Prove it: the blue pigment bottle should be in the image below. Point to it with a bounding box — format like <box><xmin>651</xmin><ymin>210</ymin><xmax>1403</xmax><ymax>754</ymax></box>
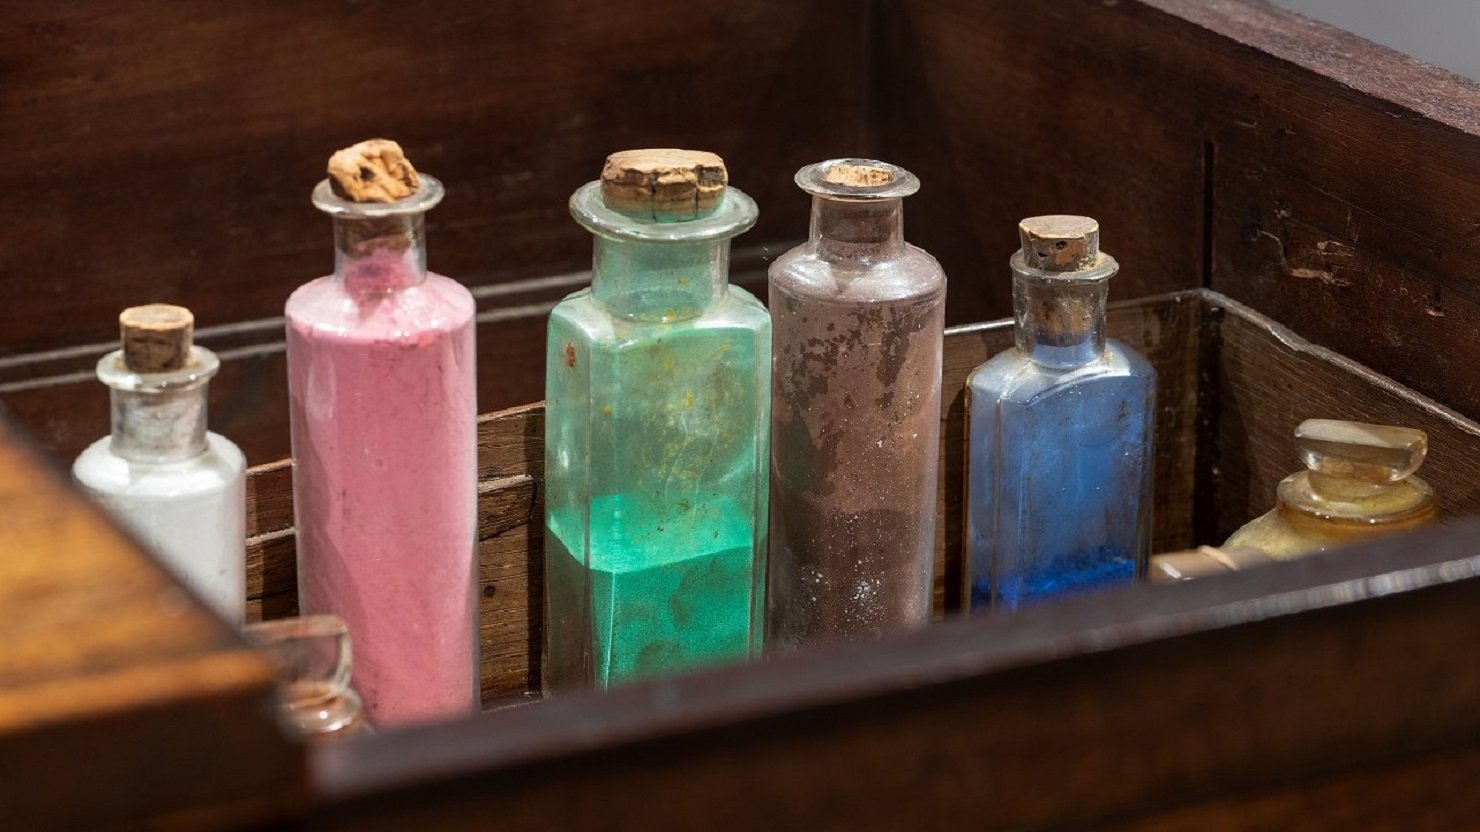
<box><xmin>965</xmin><ymin>215</ymin><xmax>1154</xmax><ymax>611</ymax></box>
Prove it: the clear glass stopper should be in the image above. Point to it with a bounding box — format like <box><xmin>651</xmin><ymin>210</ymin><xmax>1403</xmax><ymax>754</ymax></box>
<box><xmin>1296</xmin><ymin>419</ymin><xmax>1427</xmax><ymax>484</ymax></box>
<box><xmin>245</xmin><ymin>614</ymin><xmax>364</xmax><ymax>738</ymax></box>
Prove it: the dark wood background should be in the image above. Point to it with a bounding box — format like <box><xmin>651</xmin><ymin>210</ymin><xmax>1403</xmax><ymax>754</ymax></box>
<box><xmin>11</xmin><ymin>1</ymin><xmax>1478</xmax><ymax>469</ymax></box>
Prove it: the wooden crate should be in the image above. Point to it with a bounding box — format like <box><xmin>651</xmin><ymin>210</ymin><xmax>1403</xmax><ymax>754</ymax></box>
<box><xmin>3</xmin><ymin>1</ymin><xmax>1480</xmax><ymax>828</ymax></box>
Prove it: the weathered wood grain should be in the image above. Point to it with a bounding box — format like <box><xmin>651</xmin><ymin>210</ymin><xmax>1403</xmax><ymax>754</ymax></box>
<box><xmin>879</xmin><ymin>0</ymin><xmax>1480</xmax><ymax>420</ymax></box>
<box><xmin>0</xmin><ymin>0</ymin><xmax>862</xmax><ymax>359</ymax></box>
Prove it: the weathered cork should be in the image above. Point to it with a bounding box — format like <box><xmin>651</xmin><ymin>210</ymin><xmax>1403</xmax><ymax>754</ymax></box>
<box><xmin>601</xmin><ymin>149</ymin><xmax>727</xmax><ymax>220</ymax></box>
<box><xmin>822</xmin><ymin>162</ymin><xmax>894</xmax><ymax>188</ymax></box>
<box><xmin>327</xmin><ymin>139</ymin><xmax>420</xmax><ymax>203</ymax></box>
<box><xmin>1019</xmin><ymin>215</ymin><xmax>1101</xmax><ymax>272</ymax></box>
<box><xmin>120</xmin><ymin>304</ymin><xmax>193</xmax><ymax>373</ymax></box>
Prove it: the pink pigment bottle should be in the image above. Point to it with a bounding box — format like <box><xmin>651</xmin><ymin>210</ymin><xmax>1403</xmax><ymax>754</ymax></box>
<box><xmin>285</xmin><ymin>140</ymin><xmax>479</xmax><ymax>727</ymax></box>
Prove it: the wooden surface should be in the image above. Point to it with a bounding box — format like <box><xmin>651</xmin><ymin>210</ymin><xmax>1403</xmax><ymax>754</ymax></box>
<box><xmin>878</xmin><ymin>0</ymin><xmax>1480</xmax><ymax>420</ymax></box>
<box><xmin>242</xmin><ymin>290</ymin><xmax>1480</xmax><ymax>701</ymax></box>
<box><xmin>0</xmin><ymin>418</ymin><xmax>303</xmax><ymax>828</ymax></box>
<box><xmin>308</xmin><ymin>522</ymin><xmax>1480</xmax><ymax>830</ymax></box>
<box><xmin>0</xmin><ymin>0</ymin><xmax>864</xmax><ymax>463</ymax></box>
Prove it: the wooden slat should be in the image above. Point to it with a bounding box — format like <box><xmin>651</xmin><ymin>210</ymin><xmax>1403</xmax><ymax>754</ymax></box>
<box><xmin>1104</xmin><ymin>742</ymin><xmax>1480</xmax><ymax>831</ymax></box>
<box><xmin>879</xmin><ymin>0</ymin><xmax>1480</xmax><ymax>420</ymax></box>
<box><xmin>307</xmin><ymin>523</ymin><xmax>1480</xmax><ymax>830</ymax></box>
<box><xmin>0</xmin><ymin>417</ymin><xmax>303</xmax><ymax>827</ymax></box>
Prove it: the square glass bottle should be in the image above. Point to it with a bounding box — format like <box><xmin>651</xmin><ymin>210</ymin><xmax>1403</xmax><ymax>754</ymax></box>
<box><xmin>543</xmin><ymin>150</ymin><xmax>770</xmax><ymax>690</ymax></box>
<box><xmin>966</xmin><ymin>216</ymin><xmax>1155</xmax><ymax>611</ymax></box>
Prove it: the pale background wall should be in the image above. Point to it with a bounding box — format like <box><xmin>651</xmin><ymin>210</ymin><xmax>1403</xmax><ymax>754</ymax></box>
<box><xmin>1274</xmin><ymin>0</ymin><xmax>1480</xmax><ymax>81</ymax></box>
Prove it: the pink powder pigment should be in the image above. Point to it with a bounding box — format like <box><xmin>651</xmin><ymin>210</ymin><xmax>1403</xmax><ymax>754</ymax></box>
<box><xmin>286</xmin><ymin>250</ymin><xmax>478</xmax><ymax>728</ymax></box>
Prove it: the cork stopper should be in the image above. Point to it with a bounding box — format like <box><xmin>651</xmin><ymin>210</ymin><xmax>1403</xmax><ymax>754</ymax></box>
<box><xmin>822</xmin><ymin>163</ymin><xmax>895</xmax><ymax>188</ymax></box>
<box><xmin>120</xmin><ymin>304</ymin><xmax>194</xmax><ymax>373</ymax></box>
<box><xmin>1019</xmin><ymin>215</ymin><xmax>1101</xmax><ymax>272</ymax></box>
<box><xmin>600</xmin><ymin>149</ymin><xmax>727</xmax><ymax>220</ymax></box>
<box><xmin>327</xmin><ymin>139</ymin><xmax>420</xmax><ymax>203</ymax></box>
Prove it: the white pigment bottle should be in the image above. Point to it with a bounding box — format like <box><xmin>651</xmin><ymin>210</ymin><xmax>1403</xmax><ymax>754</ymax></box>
<box><xmin>73</xmin><ymin>304</ymin><xmax>247</xmax><ymax>623</ymax></box>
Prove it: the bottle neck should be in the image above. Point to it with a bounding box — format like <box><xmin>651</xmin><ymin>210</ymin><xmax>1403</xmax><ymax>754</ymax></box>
<box><xmin>99</xmin><ymin>348</ymin><xmax>218</xmax><ymax>463</ymax></box>
<box><xmin>809</xmin><ymin>196</ymin><xmax>905</xmax><ymax>262</ymax></box>
<box><xmin>591</xmin><ymin>235</ymin><xmax>730</xmax><ymax>322</ymax></box>
<box><xmin>1013</xmin><ymin>274</ymin><xmax>1108</xmax><ymax>369</ymax></box>
<box><xmin>332</xmin><ymin>213</ymin><xmax>428</xmax><ymax>292</ymax></box>
<box><xmin>1278</xmin><ymin>470</ymin><xmax>1436</xmax><ymax>525</ymax></box>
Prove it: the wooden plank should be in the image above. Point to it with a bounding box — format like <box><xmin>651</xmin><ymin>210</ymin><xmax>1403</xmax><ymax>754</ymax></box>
<box><xmin>874</xmin><ymin>0</ymin><xmax>1209</xmax><ymax>328</ymax></box>
<box><xmin>0</xmin><ymin>417</ymin><xmax>304</xmax><ymax>827</ymax></box>
<box><xmin>307</xmin><ymin>522</ymin><xmax>1480</xmax><ymax>830</ymax></box>
<box><xmin>880</xmin><ymin>0</ymin><xmax>1480</xmax><ymax>420</ymax></box>
<box><xmin>1104</xmin><ymin>742</ymin><xmax>1480</xmax><ymax>831</ymax></box>
<box><xmin>1208</xmin><ymin>293</ymin><xmax>1480</xmax><ymax>539</ymax></box>
<box><xmin>0</xmin><ymin>0</ymin><xmax>864</xmax><ymax>359</ymax></box>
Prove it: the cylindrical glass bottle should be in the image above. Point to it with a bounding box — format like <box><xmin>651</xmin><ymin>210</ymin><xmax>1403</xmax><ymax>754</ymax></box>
<box><xmin>74</xmin><ymin>305</ymin><xmax>246</xmax><ymax>624</ymax></box>
<box><xmin>767</xmin><ymin>159</ymin><xmax>945</xmax><ymax>650</ymax></box>
<box><xmin>286</xmin><ymin>169</ymin><xmax>478</xmax><ymax>727</ymax></box>
<box><xmin>544</xmin><ymin>150</ymin><xmax>770</xmax><ymax>691</ymax></box>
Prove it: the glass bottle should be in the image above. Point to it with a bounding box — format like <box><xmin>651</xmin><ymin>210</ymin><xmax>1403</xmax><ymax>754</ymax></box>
<box><xmin>286</xmin><ymin>141</ymin><xmax>478</xmax><ymax>727</ymax></box>
<box><xmin>767</xmin><ymin>159</ymin><xmax>945</xmax><ymax>650</ymax></box>
<box><xmin>73</xmin><ymin>304</ymin><xmax>246</xmax><ymax>624</ymax></box>
<box><xmin>1223</xmin><ymin>419</ymin><xmax>1436</xmax><ymax>558</ymax></box>
<box><xmin>966</xmin><ymin>216</ymin><xmax>1155</xmax><ymax>611</ymax></box>
<box><xmin>246</xmin><ymin>615</ymin><xmax>368</xmax><ymax>740</ymax></box>
<box><xmin>544</xmin><ymin>149</ymin><xmax>769</xmax><ymax>691</ymax></box>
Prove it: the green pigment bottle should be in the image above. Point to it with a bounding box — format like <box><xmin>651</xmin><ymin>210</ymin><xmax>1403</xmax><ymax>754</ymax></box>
<box><xmin>543</xmin><ymin>149</ymin><xmax>770</xmax><ymax>691</ymax></box>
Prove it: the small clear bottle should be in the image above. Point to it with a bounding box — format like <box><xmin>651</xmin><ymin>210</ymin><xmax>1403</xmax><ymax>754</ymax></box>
<box><xmin>544</xmin><ymin>150</ymin><xmax>769</xmax><ymax>691</ymax></box>
<box><xmin>966</xmin><ymin>216</ymin><xmax>1155</xmax><ymax>611</ymax></box>
<box><xmin>767</xmin><ymin>159</ymin><xmax>945</xmax><ymax>650</ymax></box>
<box><xmin>1223</xmin><ymin>419</ymin><xmax>1436</xmax><ymax>558</ymax></box>
<box><xmin>246</xmin><ymin>615</ymin><xmax>368</xmax><ymax>740</ymax></box>
<box><xmin>74</xmin><ymin>304</ymin><xmax>246</xmax><ymax>624</ymax></box>
<box><xmin>286</xmin><ymin>141</ymin><xmax>478</xmax><ymax>727</ymax></box>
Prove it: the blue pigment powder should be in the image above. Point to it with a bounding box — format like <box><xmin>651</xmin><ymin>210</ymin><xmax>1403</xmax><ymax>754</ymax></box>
<box><xmin>971</xmin><ymin>545</ymin><xmax>1137</xmax><ymax>611</ymax></box>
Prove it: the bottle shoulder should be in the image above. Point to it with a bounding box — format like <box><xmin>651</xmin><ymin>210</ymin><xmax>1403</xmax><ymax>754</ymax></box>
<box><xmin>286</xmin><ymin>272</ymin><xmax>475</xmax><ymax>339</ymax></box>
<box><xmin>74</xmin><ymin>433</ymin><xmax>246</xmax><ymax>497</ymax></box>
<box><xmin>551</xmin><ymin>286</ymin><xmax>770</xmax><ymax>347</ymax></box>
<box><xmin>769</xmin><ymin>244</ymin><xmax>945</xmax><ymax>306</ymax></box>
<box><xmin>968</xmin><ymin>347</ymin><xmax>1155</xmax><ymax>405</ymax></box>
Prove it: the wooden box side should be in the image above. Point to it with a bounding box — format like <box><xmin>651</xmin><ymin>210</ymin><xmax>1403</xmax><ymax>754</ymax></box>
<box><xmin>878</xmin><ymin>0</ymin><xmax>1480</xmax><ymax>421</ymax></box>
